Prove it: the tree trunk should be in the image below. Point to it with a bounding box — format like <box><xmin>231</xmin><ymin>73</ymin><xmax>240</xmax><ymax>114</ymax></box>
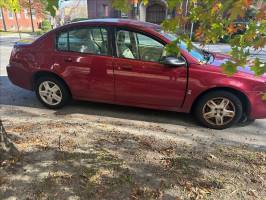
<box><xmin>29</xmin><ymin>0</ymin><xmax>35</xmax><ymax>32</ymax></box>
<box><xmin>0</xmin><ymin>7</ymin><xmax>7</xmax><ymax>31</ymax></box>
<box><xmin>14</xmin><ymin>11</ymin><xmax>21</xmax><ymax>39</ymax></box>
<box><xmin>0</xmin><ymin>120</ymin><xmax>19</xmax><ymax>161</ymax></box>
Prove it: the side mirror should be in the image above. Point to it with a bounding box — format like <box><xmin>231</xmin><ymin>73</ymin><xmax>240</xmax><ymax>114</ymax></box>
<box><xmin>162</xmin><ymin>56</ymin><xmax>186</xmax><ymax>67</ymax></box>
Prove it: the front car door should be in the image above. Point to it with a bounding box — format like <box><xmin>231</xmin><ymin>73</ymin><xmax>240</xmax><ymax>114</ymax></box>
<box><xmin>113</xmin><ymin>29</ymin><xmax>188</xmax><ymax>109</ymax></box>
<box><xmin>54</xmin><ymin>26</ymin><xmax>114</xmax><ymax>102</ymax></box>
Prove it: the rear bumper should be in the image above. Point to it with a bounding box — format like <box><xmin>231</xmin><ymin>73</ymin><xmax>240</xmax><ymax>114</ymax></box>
<box><xmin>248</xmin><ymin>91</ymin><xmax>266</xmax><ymax>119</ymax></box>
<box><xmin>6</xmin><ymin>63</ymin><xmax>33</xmax><ymax>90</ymax></box>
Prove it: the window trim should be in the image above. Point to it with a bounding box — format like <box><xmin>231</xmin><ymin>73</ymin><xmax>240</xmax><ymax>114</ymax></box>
<box><xmin>113</xmin><ymin>27</ymin><xmax>167</xmax><ymax>64</ymax></box>
<box><xmin>55</xmin><ymin>25</ymin><xmax>112</xmax><ymax>57</ymax></box>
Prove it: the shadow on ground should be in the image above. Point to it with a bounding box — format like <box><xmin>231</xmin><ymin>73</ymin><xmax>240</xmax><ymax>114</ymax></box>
<box><xmin>0</xmin><ymin>135</ymin><xmax>265</xmax><ymax>200</ymax></box>
<box><xmin>1</xmin><ymin>75</ymin><xmax>266</xmax><ymax>151</ymax></box>
<box><xmin>0</xmin><ymin>76</ymin><xmax>197</xmax><ymax>127</ymax></box>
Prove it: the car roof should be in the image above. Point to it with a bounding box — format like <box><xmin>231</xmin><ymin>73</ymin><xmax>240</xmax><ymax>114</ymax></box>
<box><xmin>62</xmin><ymin>18</ymin><xmax>162</xmax><ymax>31</ymax></box>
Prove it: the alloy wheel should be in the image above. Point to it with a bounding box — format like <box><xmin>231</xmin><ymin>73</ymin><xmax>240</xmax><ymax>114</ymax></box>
<box><xmin>202</xmin><ymin>97</ymin><xmax>236</xmax><ymax>126</ymax></box>
<box><xmin>38</xmin><ymin>81</ymin><xmax>63</xmax><ymax>106</ymax></box>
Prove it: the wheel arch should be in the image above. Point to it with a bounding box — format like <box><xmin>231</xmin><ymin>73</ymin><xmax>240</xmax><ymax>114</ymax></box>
<box><xmin>32</xmin><ymin>71</ymin><xmax>72</xmax><ymax>97</ymax></box>
<box><xmin>191</xmin><ymin>87</ymin><xmax>251</xmax><ymax>116</ymax></box>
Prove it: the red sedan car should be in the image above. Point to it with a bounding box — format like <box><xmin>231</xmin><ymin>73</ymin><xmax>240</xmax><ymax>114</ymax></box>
<box><xmin>7</xmin><ymin>19</ymin><xmax>266</xmax><ymax>129</ymax></box>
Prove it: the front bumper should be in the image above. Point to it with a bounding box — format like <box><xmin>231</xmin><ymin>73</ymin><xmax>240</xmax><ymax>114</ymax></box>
<box><xmin>6</xmin><ymin>63</ymin><xmax>33</xmax><ymax>90</ymax></box>
<box><xmin>248</xmin><ymin>91</ymin><xmax>266</xmax><ymax>119</ymax></box>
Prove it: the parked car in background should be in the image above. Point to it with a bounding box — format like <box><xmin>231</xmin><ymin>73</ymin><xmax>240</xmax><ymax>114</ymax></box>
<box><xmin>7</xmin><ymin>19</ymin><xmax>266</xmax><ymax>129</ymax></box>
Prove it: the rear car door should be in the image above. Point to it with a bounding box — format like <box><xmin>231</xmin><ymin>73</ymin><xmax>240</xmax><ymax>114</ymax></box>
<box><xmin>113</xmin><ymin>29</ymin><xmax>187</xmax><ymax>109</ymax></box>
<box><xmin>54</xmin><ymin>26</ymin><xmax>114</xmax><ymax>102</ymax></box>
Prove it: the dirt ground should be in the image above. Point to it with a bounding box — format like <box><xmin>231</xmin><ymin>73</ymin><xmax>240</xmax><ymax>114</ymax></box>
<box><xmin>1</xmin><ymin>105</ymin><xmax>266</xmax><ymax>200</ymax></box>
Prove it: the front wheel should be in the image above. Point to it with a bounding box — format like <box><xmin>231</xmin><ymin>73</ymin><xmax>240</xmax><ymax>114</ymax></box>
<box><xmin>35</xmin><ymin>76</ymin><xmax>70</xmax><ymax>109</ymax></box>
<box><xmin>194</xmin><ymin>91</ymin><xmax>243</xmax><ymax>129</ymax></box>
<box><xmin>239</xmin><ymin>114</ymin><xmax>255</xmax><ymax>126</ymax></box>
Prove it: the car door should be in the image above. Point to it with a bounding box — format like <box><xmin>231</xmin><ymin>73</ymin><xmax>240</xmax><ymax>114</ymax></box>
<box><xmin>113</xmin><ymin>29</ymin><xmax>188</xmax><ymax>109</ymax></box>
<box><xmin>54</xmin><ymin>26</ymin><xmax>114</xmax><ymax>102</ymax></box>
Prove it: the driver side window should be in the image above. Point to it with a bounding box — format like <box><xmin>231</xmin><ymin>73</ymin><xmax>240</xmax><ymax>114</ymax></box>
<box><xmin>136</xmin><ymin>33</ymin><xmax>164</xmax><ymax>62</ymax></box>
<box><xmin>116</xmin><ymin>30</ymin><xmax>164</xmax><ymax>62</ymax></box>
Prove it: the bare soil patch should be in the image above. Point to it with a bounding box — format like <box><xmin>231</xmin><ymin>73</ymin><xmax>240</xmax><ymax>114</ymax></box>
<box><xmin>1</xmin><ymin>119</ymin><xmax>265</xmax><ymax>200</ymax></box>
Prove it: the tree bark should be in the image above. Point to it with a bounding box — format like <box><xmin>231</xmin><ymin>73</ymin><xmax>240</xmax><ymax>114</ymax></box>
<box><xmin>0</xmin><ymin>120</ymin><xmax>19</xmax><ymax>161</ymax></box>
<box><xmin>29</xmin><ymin>0</ymin><xmax>35</xmax><ymax>32</ymax></box>
<box><xmin>14</xmin><ymin>10</ymin><xmax>21</xmax><ymax>39</ymax></box>
<box><xmin>0</xmin><ymin>7</ymin><xmax>7</xmax><ymax>31</ymax></box>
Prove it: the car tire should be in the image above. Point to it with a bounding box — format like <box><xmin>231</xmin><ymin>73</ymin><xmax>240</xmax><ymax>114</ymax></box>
<box><xmin>239</xmin><ymin>114</ymin><xmax>255</xmax><ymax>126</ymax></box>
<box><xmin>194</xmin><ymin>91</ymin><xmax>243</xmax><ymax>129</ymax></box>
<box><xmin>35</xmin><ymin>76</ymin><xmax>70</xmax><ymax>109</ymax></box>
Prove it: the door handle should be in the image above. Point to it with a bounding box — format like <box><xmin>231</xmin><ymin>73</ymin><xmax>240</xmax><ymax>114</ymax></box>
<box><xmin>64</xmin><ymin>57</ymin><xmax>73</xmax><ymax>62</ymax></box>
<box><xmin>120</xmin><ymin>65</ymin><xmax>132</xmax><ymax>71</ymax></box>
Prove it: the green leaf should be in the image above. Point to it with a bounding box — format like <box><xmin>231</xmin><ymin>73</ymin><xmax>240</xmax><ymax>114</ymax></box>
<box><xmin>164</xmin><ymin>39</ymin><xmax>181</xmax><ymax>56</ymax></box>
<box><xmin>39</xmin><ymin>0</ymin><xmax>59</xmax><ymax>17</ymax></box>
<box><xmin>167</xmin><ymin>0</ymin><xmax>183</xmax><ymax>9</ymax></box>
<box><xmin>251</xmin><ymin>58</ymin><xmax>266</xmax><ymax>76</ymax></box>
<box><xmin>143</xmin><ymin>0</ymin><xmax>149</xmax><ymax>6</ymax></box>
<box><xmin>221</xmin><ymin>61</ymin><xmax>238</xmax><ymax>76</ymax></box>
<box><xmin>161</xmin><ymin>19</ymin><xmax>178</xmax><ymax>33</ymax></box>
<box><xmin>262</xmin><ymin>93</ymin><xmax>266</xmax><ymax>101</ymax></box>
<box><xmin>112</xmin><ymin>0</ymin><xmax>131</xmax><ymax>13</ymax></box>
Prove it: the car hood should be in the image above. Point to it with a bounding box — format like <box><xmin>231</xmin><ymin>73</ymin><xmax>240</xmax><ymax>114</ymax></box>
<box><xmin>210</xmin><ymin>52</ymin><xmax>266</xmax><ymax>80</ymax></box>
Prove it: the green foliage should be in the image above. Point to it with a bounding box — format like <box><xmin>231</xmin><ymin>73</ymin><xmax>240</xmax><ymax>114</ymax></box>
<box><xmin>113</xmin><ymin>0</ymin><xmax>266</xmax><ymax>77</ymax></box>
<box><xmin>165</xmin><ymin>39</ymin><xmax>180</xmax><ymax>56</ymax></box>
<box><xmin>262</xmin><ymin>93</ymin><xmax>266</xmax><ymax>101</ymax></box>
<box><xmin>251</xmin><ymin>58</ymin><xmax>266</xmax><ymax>76</ymax></box>
<box><xmin>112</xmin><ymin>0</ymin><xmax>131</xmax><ymax>13</ymax></box>
<box><xmin>0</xmin><ymin>0</ymin><xmax>20</xmax><ymax>12</ymax></box>
<box><xmin>221</xmin><ymin>61</ymin><xmax>238</xmax><ymax>76</ymax></box>
<box><xmin>41</xmin><ymin>19</ymin><xmax>51</xmax><ymax>32</ymax></box>
<box><xmin>0</xmin><ymin>0</ymin><xmax>6</xmax><ymax>7</ymax></box>
<box><xmin>41</xmin><ymin>0</ymin><xmax>59</xmax><ymax>17</ymax></box>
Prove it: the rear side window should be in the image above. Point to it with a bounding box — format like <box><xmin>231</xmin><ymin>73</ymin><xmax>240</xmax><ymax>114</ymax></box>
<box><xmin>56</xmin><ymin>27</ymin><xmax>109</xmax><ymax>56</ymax></box>
<box><xmin>57</xmin><ymin>32</ymin><xmax>68</xmax><ymax>51</ymax></box>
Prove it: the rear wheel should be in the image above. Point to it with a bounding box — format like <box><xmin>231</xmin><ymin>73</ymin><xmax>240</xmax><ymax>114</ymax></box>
<box><xmin>35</xmin><ymin>76</ymin><xmax>70</xmax><ymax>109</ymax></box>
<box><xmin>194</xmin><ymin>91</ymin><xmax>243</xmax><ymax>129</ymax></box>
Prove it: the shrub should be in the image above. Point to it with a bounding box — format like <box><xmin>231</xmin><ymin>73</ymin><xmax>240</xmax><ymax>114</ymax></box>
<box><xmin>41</xmin><ymin>20</ymin><xmax>52</xmax><ymax>32</ymax></box>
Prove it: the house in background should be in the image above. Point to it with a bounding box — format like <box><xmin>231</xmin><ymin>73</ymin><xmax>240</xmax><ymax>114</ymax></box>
<box><xmin>58</xmin><ymin>0</ymin><xmax>88</xmax><ymax>24</ymax></box>
<box><xmin>0</xmin><ymin>6</ymin><xmax>43</xmax><ymax>32</ymax></box>
<box><xmin>57</xmin><ymin>0</ymin><xmax>177</xmax><ymax>25</ymax></box>
<box><xmin>86</xmin><ymin>0</ymin><xmax>175</xmax><ymax>24</ymax></box>
<box><xmin>86</xmin><ymin>0</ymin><xmax>123</xmax><ymax>19</ymax></box>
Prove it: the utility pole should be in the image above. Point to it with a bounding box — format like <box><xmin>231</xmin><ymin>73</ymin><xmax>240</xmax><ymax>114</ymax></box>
<box><xmin>29</xmin><ymin>0</ymin><xmax>35</xmax><ymax>32</ymax></box>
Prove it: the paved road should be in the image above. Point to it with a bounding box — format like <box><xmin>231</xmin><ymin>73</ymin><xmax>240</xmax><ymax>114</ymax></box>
<box><xmin>0</xmin><ymin>34</ymin><xmax>266</xmax><ymax>150</ymax></box>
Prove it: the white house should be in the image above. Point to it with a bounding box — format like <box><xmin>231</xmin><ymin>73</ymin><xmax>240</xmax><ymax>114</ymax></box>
<box><xmin>58</xmin><ymin>0</ymin><xmax>88</xmax><ymax>24</ymax></box>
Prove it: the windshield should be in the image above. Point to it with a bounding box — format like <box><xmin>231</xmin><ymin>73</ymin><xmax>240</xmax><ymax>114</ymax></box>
<box><xmin>159</xmin><ymin>31</ymin><xmax>207</xmax><ymax>63</ymax></box>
